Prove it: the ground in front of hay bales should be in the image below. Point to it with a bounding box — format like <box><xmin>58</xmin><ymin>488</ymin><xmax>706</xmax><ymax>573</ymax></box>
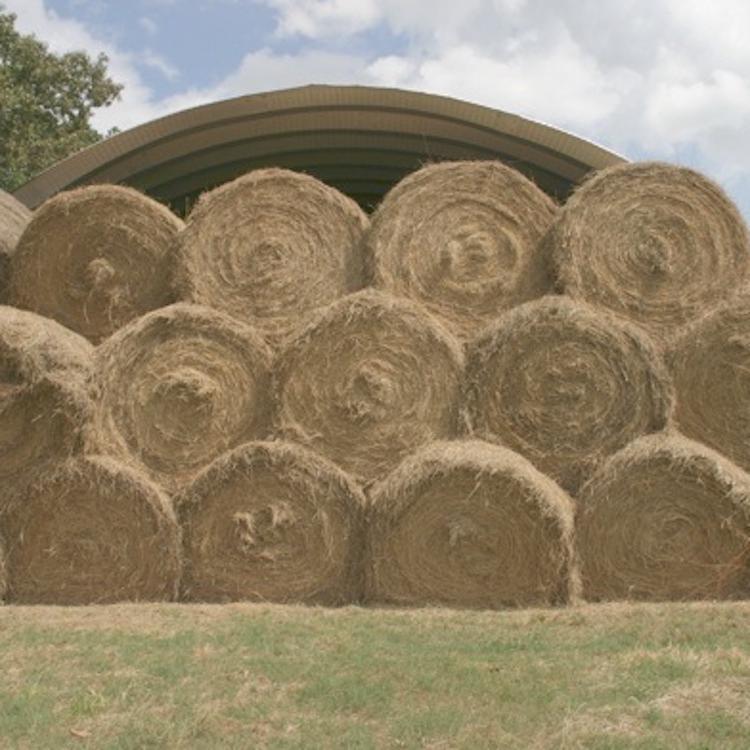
<box><xmin>0</xmin><ymin>602</ymin><xmax>749</xmax><ymax>749</ymax></box>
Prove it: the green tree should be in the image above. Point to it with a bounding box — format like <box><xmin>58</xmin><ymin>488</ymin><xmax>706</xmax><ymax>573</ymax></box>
<box><xmin>0</xmin><ymin>9</ymin><xmax>122</xmax><ymax>191</ymax></box>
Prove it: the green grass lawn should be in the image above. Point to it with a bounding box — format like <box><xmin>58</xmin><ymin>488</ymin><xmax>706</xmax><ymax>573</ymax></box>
<box><xmin>1</xmin><ymin>601</ymin><xmax>749</xmax><ymax>749</ymax></box>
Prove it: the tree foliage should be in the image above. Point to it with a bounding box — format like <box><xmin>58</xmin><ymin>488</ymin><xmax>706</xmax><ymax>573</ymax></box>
<box><xmin>0</xmin><ymin>10</ymin><xmax>122</xmax><ymax>191</ymax></box>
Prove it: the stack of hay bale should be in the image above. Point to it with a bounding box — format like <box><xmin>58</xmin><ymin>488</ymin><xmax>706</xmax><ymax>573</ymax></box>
<box><xmin>1</xmin><ymin>159</ymin><xmax>749</xmax><ymax>608</ymax></box>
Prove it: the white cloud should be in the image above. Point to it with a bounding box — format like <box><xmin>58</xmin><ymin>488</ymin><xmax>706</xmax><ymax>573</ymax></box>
<box><xmin>139</xmin><ymin>16</ymin><xmax>158</xmax><ymax>35</ymax></box>
<box><xmin>141</xmin><ymin>50</ymin><xmax>179</xmax><ymax>80</ymax></box>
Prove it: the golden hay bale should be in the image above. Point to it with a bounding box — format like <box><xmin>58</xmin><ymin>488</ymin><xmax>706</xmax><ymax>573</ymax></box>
<box><xmin>88</xmin><ymin>302</ymin><xmax>273</xmax><ymax>493</ymax></box>
<box><xmin>366</xmin><ymin>160</ymin><xmax>558</xmax><ymax>340</ymax></box>
<box><xmin>365</xmin><ymin>440</ymin><xmax>578</xmax><ymax>609</ymax></box>
<box><xmin>669</xmin><ymin>297</ymin><xmax>750</xmax><ymax>474</ymax></box>
<box><xmin>0</xmin><ymin>456</ymin><xmax>181</xmax><ymax>604</ymax></box>
<box><xmin>0</xmin><ymin>306</ymin><xmax>93</xmax><ymax>485</ymax></box>
<box><xmin>463</xmin><ymin>296</ymin><xmax>674</xmax><ymax>493</ymax></box>
<box><xmin>577</xmin><ymin>433</ymin><xmax>750</xmax><ymax>602</ymax></box>
<box><xmin>9</xmin><ymin>184</ymin><xmax>184</xmax><ymax>343</ymax></box>
<box><xmin>0</xmin><ymin>189</ymin><xmax>31</xmax><ymax>304</ymax></box>
<box><xmin>177</xmin><ymin>441</ymin><xmax>365</xmax><ymax>604</ymax></box>
<box><xmin>274</xmin><ymin>289</ymin><xmax>464</xmax><ymax>482</ymax></box>
<box><xmin>547</xmin><ymin>162</ymin><xmax>750</xmax><ymax>342</ymax></box>
<box><xmin>175</xmin><ymin>168</ymin><xmax>369</xmax><ymax>346</ymax></box>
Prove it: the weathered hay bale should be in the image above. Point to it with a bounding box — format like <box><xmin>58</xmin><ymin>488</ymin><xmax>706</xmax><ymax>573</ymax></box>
<box><xmin>177</xmin><ymin>441</ymin><xmax>365</xmax><ymax>604</ymax></box>
<box><xmin>0</xmin><ymin>456</ymin><xmax>181</xmax><ymax>604</ymax></box>
<box><xmin>88</xmin><ymin>302</ymin><xmax>273</xmax><ymax>493</ymax></box>
<box><xmin>0</xmin><ymin>536</ymin><xmax>6</xmax><ymax>603</ymax></box>
<box><xmin>175</xmin><ymin>168</ymin><xmax>368</xmax><ymax>346</ymax></box>
<box><xmin>0</xmin><ymin>189</ymin><xmax>31</xmax><ymax>304</ymax></box>
<box><xmin>577</xmin><ymin>433</ymin><xmax>750</xmax><ymax>601</ymax></box>
<box><xmin>366</xmin><ymin>440</ymin><xmax>578</xmax><ymax>609</ymax></box>
<box><xmin>548</xmin><ymin>162</ymin><xmax>750</xmax><ymax>342</ymax></box>
<box><xmin>9</xmin><ymin>184</ymin><xmax>184</xmax><ymax>343</ymax></box>
<box><xmin>669</xmin><ymin>297</ymin><xmax>750</xmax><ymax>474</ymax></box>
<box><xmin>366</xmin><ymin>160</ymin><xmax>558</xmax><ymax>340</ymax></box>
<box><xmin>274</xmin><ymin>289</ymin><xmax>464</xmax><ymax>482</ymax></box>
<box><xmin>463</xmin><ymin>296</ymin><xmax>674</xmax><ymax>492</ymax></box>
<box><xmin>0</xmin><ymin>306</ymin><xmax>93</xmax><ymax>486</ymax></box>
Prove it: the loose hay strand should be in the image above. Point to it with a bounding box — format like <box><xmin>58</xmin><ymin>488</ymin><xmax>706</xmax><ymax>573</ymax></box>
<box><xmin>577</xmin><ymin>433</ymin><xmax>750</xmax><ymax>602</ymax></box>
<box><xmin>88</xmin><ymin>302</ymin><xmax>274</xmax><ymax>493</ymax></box>
<box><xmin>9</xmin><ymin>184</ymin><xmax>184</xmax><ymax>343</ymax></box>
<box><xmin>176</xmin><ymin>441</ymin><xmax>366</xmax><ymax>604</ymax></box>
<box><xmin>463</xmin><ymin>295</ymin><xmax>674</xmax><ymax>492</ymax></box>
<box><xmin>366</xmin><ymin>160</ymin><xmax>558</xmax><ymax>340</ymax></box>
<box><xmin>273</xmin><ymin>289</ymin><xmax>465</xmax><ymax>482</ymax></box>
<box><xmin>366</xmin><ymin>439</ymin><xmax>578</xmax><ymax>609</ymax></box>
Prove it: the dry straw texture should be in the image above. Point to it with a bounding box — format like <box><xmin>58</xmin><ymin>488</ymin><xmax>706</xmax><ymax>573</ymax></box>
<box><xmin>175</xmin><ymin>168</ymin><xmax>369</xmax><ymax>347</ymax></box>
<box><xmin>0</xmin><ymin>455</ymin><xmax>181</xmax><ymax>604</ymax></box>
<box><xmin>88</xmin><ymin>303</ymin><xmax>273</xmax><ymax>493</ymax></box>
<box><xmin>9</xmin><ymin>184</ymin><xmax>184</xmax><ymax>343</ymax></box>
<box><xmin>463</xmin><ymin>296</ymin><xmax>674</xmax><ymax>492</ymax></box>
<box><xmin>177</xmin><ymin>441</ymin><xmax>366</xmax><ymax>604</ymax></box>
<box><xmin>548</xmin><ymin>162</ymin><xmax>750</xmax><ymax>342</ymax></box>
<box><xmin>0</xmin><ymin>537</ymin><xmax>6</xmax><ymax>603</ymax></box>
<box><xmin>577</xmin><ymin>433</ymin><xmax>750</xmax><ymax>602</ymax></box>
<box><xmin>0</xmin><ymin>306</ymin><xmax>93</xmax><ymax>486</ymax></box>
<box><xmin>0</xmin><ymin>189</ymin><xmax>31</xmax><ymax>304</ymax></box>
<box><xmin>669</xmin><ymin>295</ymin><xmax>750</xmax><ymax>474</ymax></box>
<box><xmin>366</xmin><ymin>160</ymin><xmax>558</xmax><ymax>340</ymax></box>
<box><xmin>274</xmin><ymin>289</ymin><xmax>464</xmax><ymax>482</ymax></box>
<box><xmin>366</xmin><ymin>440</ymin><xmax>578</xmax><ymax>609</ymax></box>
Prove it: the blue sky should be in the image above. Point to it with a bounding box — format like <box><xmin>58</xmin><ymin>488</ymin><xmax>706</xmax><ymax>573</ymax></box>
<box><xmin>5</xmin><ymin>0</ymin><xmax>750</xmax><ymax>219</ymax></box>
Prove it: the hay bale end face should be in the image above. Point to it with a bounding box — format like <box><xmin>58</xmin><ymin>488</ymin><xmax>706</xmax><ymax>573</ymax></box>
<box><xmin>175</xmin><ymin>167</ymin><xmax>369</xmax><ymax>347</ymax></box>
<box><xmin>669</xmin><ymin>297</ymin><xmax>750</xmax><ymax>474</ymax></box>
<box><xmin>0</xmin><ymin>306</ymin><xmax>93</xmax><ymax>486</ymax></box>
<box><xmin>0</xmin><ymin>456</ymin><xmax>181</xmax><ymax>604</ymax></box>
<box><xmin>274</xmin><ymin>289</ymin><xmax>464</xmax><ymax>482</ymax></box>
<box><xmin>9</xmin><ymin>184</ymin><xmax>184</xmax><ymax>343</ymax></box>
<box><xmin>463</xmin><ymin>296</ymin><xmax>674</xmax><ymax>492</ymax></box>
<box><xmin>548</xmin><ymin>161</ymin><xmax>750</xmax><ymax>342</ymax></box>
<box><xmin>366</xmin><ymin>440</ymin><xmax>578</xmax><ymax>609</ymax></box>
<box><xmin>177</xmin><ymin>441</ymin><xmax>366</xmax><ymax>604</ymax></box>
<box><xmin>367</xmin><ymin>160</ymin><xmax>558</xmax><ymax>340</ymax></box>
<box><xmin>577</xmin><ymin>433</ymin><xmax>750</xmax><ymax>602</ymax></box>
<box><xmin>0</xmin><ymin>190</ymin><xmax>32</xmax><ymax>304</ymax></box>
<box><xmin>88</xmin><ymin>303</ymin><xmax>274</xmax><ymax>493</ymax></box>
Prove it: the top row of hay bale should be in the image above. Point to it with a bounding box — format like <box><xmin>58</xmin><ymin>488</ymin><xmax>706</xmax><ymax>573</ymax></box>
<box><xmin>4</xmin><ymin>160</ymin><xmax>748</xmax><ymax>347</ymax></box>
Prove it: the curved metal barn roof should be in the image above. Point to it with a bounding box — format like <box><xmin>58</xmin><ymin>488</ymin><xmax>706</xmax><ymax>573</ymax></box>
<box><xmin>14</xmin><ymin>84</ymin><xmax>626</xmax><ymax>214</ymax></box>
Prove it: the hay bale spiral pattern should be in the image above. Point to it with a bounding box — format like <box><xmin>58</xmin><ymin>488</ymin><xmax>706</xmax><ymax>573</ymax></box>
<box><xmin>0</xmin><ymin>190</ymin><xmax>31</xmax><ymax>304</ymax></box>
<box><xmin>367</xmin><ymin>161</ymin><xmax>558</xmax><ymax>340</ymax></box>
<box><xmin>274</xmin><ymin>289</ymin><xmax>464</xmax><ymax>482</ymax></box>
<box><xmin>577</xmin><ymin>434</ymin><xmax>750</xmax><ymax>601</ymax></box>
<box><xmin>463</xmin><ymin>296</ymin><xmax>673</xmax><ymax>492</ymax></box>
<box><xmin>0</xmin><ymin>306</ymin><xmax>93</xmax><ymax>485</ymax></box>
<box><xmin>366</xmin><ymin>440</ymin><xmax>578</xmax><ymax>609</ymax></box>
<box><xmin>10</xmin><ymin>185</ymin><xmax>184</xmax><ymax>343</ymax></box>
<box><xmin>670</xmin><ymin>297</ymin><xmax>750</xmax><ymax>474</ymax></box>
<box><xmin>178</xmin><ymin>441</ymin><xmax>365</xmax><ymax>604</ymax></box>
<box><xmin>88</xmin><ymin>303</ymin><xmax>273</xmax><ymax>493</ymax></box>
<box><xmin>548</xmin><ymin>162</ymin><xmax>750</xmax><ymax>341</ymax></box>
<box><xmin>0</xmin><ymin>456</ymin><xmax>181</xmax><ymax>604</ymax></box>
<box><xmin>176</xmin><ymin>168</ymin><xmax>368</xmax><ymax>346</ymax></box>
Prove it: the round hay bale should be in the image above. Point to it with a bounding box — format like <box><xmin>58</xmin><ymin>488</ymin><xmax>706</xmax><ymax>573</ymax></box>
<box><xmin>175</xmin><ymin>168</ymin><xmax>369</xmax><ymax>346</ymax></box>
<box><xmin>0</xmin><ymin>189</ymin><xmax>31</xmax><ymax>304</ymax></box>
<box><xmin>274</xmin><ymin>289</ymin><xmax>464</xmax><ymax>482</ymax></box>
<box><xmin>88</xmin><ymin>302</ymin><xmax>273</xmax><ymax>493</ymax></box>
<box><xmin>577</xmin><ymin>433</ymin><xmax>750</xmax><ymax>602</ymax></box>
<box><xmin>177</xmin><ymin>441</ymin><xmax>365</xmax><ymax>604</ymax></box>
<box><xmin>366</xmin><ymin>440</ymin><xmax>578</xmax><ymax>609</ymax></box>
<box><xmin>0</xmin><ymin>536</ymin><xmax>7</xmax><ymax>603</ymax></box>
<box><xmin>9</xmin><ymin>184</ymin><xmax>184</xmax><ymax>343</ymax></box>
<box><xmin>0</xmin><ymin>456</ymin><xmax>181</xmax><ymax>604</ymax></box>
<box><xmin>366</xmin><ymin>160</ymin><xmax>558</xmax><ymax>340</ymax></box>
<box><xmin>463</xmin><ymin>296</ymin><xmax>674</xmax><ymax>493</ymax></box>
<box><xmin>548</xmin><ymin>161</ymin><xmax>750</xmax><ymax>342</ymax></box>
<box><xmin>0</xmin><ymin>306</ymin><xmax>93</xmax><ymax>486</ymax></box>
<box><xmin>669</xmin><ymin>297</ymin><xmax>750</xmax><ymax>474</ymax></box>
